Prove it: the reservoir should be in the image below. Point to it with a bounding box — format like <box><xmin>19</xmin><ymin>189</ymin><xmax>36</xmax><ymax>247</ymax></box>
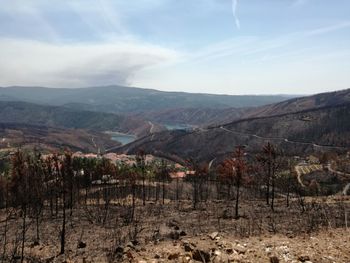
<box><xmin>106</xmin><ymin>131</ymin><xmax>136</xmax><ymax>145</ymax></box>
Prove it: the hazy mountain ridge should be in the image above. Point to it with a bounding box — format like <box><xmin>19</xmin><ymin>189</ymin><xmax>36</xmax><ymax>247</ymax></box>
<box><xmin>0</xmin><ymin>85</ymin><xmax>296</xmax><ymax>113</ymax></box>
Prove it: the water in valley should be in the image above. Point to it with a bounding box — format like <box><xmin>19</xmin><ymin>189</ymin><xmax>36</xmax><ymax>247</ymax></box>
<box><xmin>107</xmin><ymin>131</ymin><xmax>136</xmax><ymax>145</ymax></box>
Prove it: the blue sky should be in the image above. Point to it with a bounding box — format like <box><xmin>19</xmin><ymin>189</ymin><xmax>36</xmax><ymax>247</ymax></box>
<box><xmin>0</xmin><ymin>0</ymin><xmax>349</xmax><ymax>94</ymax></box>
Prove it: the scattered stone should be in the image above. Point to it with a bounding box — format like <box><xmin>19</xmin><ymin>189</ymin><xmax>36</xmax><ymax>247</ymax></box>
<box><xmin>226</xmin><ymin>248</ymin><xmax>234</xmax><ymax>254</ymax></box>
<box><xmin>170</xmin><ymin>231</ymin><xmax>180</xmax><ymax>240</ymax></box>
<box><xmin>270</xmin><ymin>256</ymin><xmax>279</xmax><ymax>263</ymax></box>
<box><xmin>115</xmin><ymin>246</ymin><xmax>124</xmax><ymax>254</ymax></box>
<box><xmin>209</xmin><ymin>232</ymin><xmax>219</xmax><ymax>240</ymax></box>
<box><xmin>135</xmin><ymin>245</ymin><xmax>142</xmax><ymax>252</ymax></box>
<box><xmin>298</xmin><ymin>255</ymin><xmax>311</xmax><ymax>262</ymax></box>
<box><xmin>286</xmin><ymin>231</ymin><xmax>295</xmax><ymax>238</ymax></box>
<box><xmin>131</xmin><ymin>240</ymin><xmax>140</xmax><ymax>246</ymax></box>
<box><xmin>168</xmin><ymin>219</ymin><xmax>180</xmax><ymax>229</ymax></box>
<box><xmin>192</xmin><ymin>249</ymin><xmax>210</xmax><ymax>262</ymax></box>
<box><xmin>30</xmin><ymin>241</ymin><xmax>40</xmax><ymax>248</ymax></box>
<box><xmin>77</xmin><ymin>241</ymin><xmax>87</xmax><ymax>249</ymax></box>
<box><xmin>233</xmin><ymin>244</ymin><xmax>247</xmax><ymax>254</ymax></box>
<box><xmin>180</xmin><ymin>230</ymin><xmax>187</xmax><ymax>236</ymax></box>
<box><xmin>229</xmin><ymin>254</ymin><xmax>242</xmax><ymax>262</ymax></box>
<box><xmin>183</xmin><ymin>241</ymin><xmax>196</xmax><ymax>252</ymax></box>
<box><xmin>168</xmin><ymin>253</ymin><xmax>180</xmax><ymax>260</ymax></box>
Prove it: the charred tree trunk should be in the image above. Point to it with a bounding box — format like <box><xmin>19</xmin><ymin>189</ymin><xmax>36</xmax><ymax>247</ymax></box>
<box><xmin>20</xmin><ymin>204</ymin><xmax>26</xmax><ymax>263</ymax></box>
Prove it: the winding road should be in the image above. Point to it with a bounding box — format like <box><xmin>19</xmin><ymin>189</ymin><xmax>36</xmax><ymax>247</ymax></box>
<box><xmin>218</xmin><ymin>126</ymin><xmax>347</xmax><ymax>150</ymax></box>
<box><xmin>148</xmin><ymin>121</ymin><xmax>155</xmax><ymax>134</ymax></box>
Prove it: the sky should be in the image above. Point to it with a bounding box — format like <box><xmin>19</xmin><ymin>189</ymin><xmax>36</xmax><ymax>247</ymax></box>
<box><xmin>0</xmin><ymin>0</ymin><xmax>349</xmax><ymax>95</ymax></box>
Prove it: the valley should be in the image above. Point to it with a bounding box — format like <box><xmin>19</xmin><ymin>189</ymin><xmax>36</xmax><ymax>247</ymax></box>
<box><xmin>0</xmin><ymin>85</ymin><xmax>350</xmax><ymax>263</ymax></box>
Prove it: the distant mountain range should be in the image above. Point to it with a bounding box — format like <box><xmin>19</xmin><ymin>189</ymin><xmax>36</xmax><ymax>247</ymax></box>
<box><xmin>1</xmin><ymin>85</ymin><xmax>348</xmax><ymax>158</ymax></box>
<box><xmin>0</xmin><ymin>85</ymin><xmax>296</xmax><ymax>113</ymax></box>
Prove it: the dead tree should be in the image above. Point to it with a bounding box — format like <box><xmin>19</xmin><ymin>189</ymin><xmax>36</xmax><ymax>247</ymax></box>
<box><xmin>10</xmin><ymin>151</ymin><xmax>29</xmax><ymax>263</ymax></box>
<box><xmin>257</xmin><ymin>142</ymin><xmax>284</xmax><ymax>211</ymax></box>
<box><xmin>136</xmin><ymin>150</ymin><xmax>146</xmax><ymax>206</ymax></box>
<box><xmin>217</xmin><ymin>146</ymin><xmax>247</xmax><ymax>219</ymax></box>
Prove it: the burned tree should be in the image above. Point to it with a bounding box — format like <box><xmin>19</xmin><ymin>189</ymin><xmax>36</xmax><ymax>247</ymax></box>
<box><xmin>217</xmin><ymin>146</ymin><xmax>247</xmax><ymax>219</ymax></box>
<box><xmin>257</xmin><ymin>142</ymin><xmax>284</xmax><ymax>211</ymax></box>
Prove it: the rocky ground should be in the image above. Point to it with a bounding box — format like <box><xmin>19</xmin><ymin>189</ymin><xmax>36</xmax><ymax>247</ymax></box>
<box><xmin>1</xmin><ymin>197</ymin><xmax>350</xmax><ymax>263</ymax></box>
<box><xmin>26</xmin><ymin>228</ymin><xmax>350</xmax><ymax>263</ymax></box>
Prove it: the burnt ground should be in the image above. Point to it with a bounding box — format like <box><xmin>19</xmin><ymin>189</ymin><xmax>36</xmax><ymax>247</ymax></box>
<box><xmin>1</xmin><ymin>194</ymin><xmax>350</xmax><ymax>263</ymax></box>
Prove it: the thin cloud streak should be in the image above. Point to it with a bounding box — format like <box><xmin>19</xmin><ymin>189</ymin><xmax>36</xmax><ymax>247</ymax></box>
<box><xmin>232</xmin><ymin>0</ymin><xmax>240</xmax><ymax>30</ymax></box>
<box><xmin>184</xmin><ymin>21</ymin><xmax>350</xmax><ymax>65</ymax></box>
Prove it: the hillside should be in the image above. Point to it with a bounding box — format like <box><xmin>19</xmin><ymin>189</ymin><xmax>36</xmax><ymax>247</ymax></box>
<box><xmin>0</xmin><ymin>86</ymin><xmax>295</xmax><ymax>113</ymax></box>
<box><xmin>0</xmin><ymin>123</ymin><xmax>119</xmax><ymax>153</ymax></box>
<box><xmin>244</xmin><ymin>88</ymin><xmax>350</xmax><ymax>118</ymax></box>
<box><xmin>135</xmin><ymin>89</ymin><xmax>350</xmax><ymax>127</ymax></box>
<box><xmin>120</xmin><ymin>103</ymin><xmax>350</xmax><ymax>162</ymax></box>
<box><xmin>136</xmin><ymin>107</ymin><xmax>246</xmax><ymax>126</ymax></box>
<box><xmin>0</xmin><ymin>101</ymin><xmax>157</xmax><ymax>137</ymax></box>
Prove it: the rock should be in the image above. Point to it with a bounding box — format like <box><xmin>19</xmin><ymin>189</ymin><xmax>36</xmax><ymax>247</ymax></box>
<box><xmin>135</xmin><ymin>245</ymin><xmax>142</xmax><ymax>252</ymax></box>
<box><xmin>170</xmin><ymin>231</ymin><xmax>180</xmax><ymax>240</ymax></box>
<box><xmin>286</xmin><ymin>231</ymin><xmax>295</xmax><ymax>238</ymax></box>
<box><xmin>234</xmin><ymin>244</ymin><xmax>247</xmax><ymax>254</ymax></box>
<box><xmin>209</xmin><ymin>232</ymin><xmax>219</xmax><ymax>240</ymax></box>
<box><xmin>168</xmin><ymin>219</ymin><xmax>180</xmax><ymax>229</ymax></box>
<box><xmin>212</xmin><ymin>250</ymin><xmax>226</xmax><ymax>263</ymax></box>
<box><xmin>298</xmin><ymin>255</ymin><xmax>311</xmax><ymax>262</ymax></box>
<box><xmin>126</xmin><ymin>242</ymin><xmax>135</xmax><ymax>249</ymax></box>
<box><xmin>131</xmin><ymin>240</ymin><xmax>140</xmax><ymax>246</ymax></box>
<box><xmin>30</xmin><ymin>241</ymin><xmax>40</xmax><ymax>248</ymax></box>
<box><xmin>168</xmin><ymin>253</ymin><xmax>180</xmax><ymax>260</ymax></box>
<box><xmin>192</xmin><ymin>249</ymin><xmax>210</xmax><ymax>262</ymax></box>
<box><xmin>180</xmin><ymin>230</ymin><xmax>187</xmax><ymax>236</ymax></box>
<box><xmin>183</xmin><ymin>241</ymin><xmax>196</xmax><ymax>252</ymax></box>
<box><xmin>115</xmin><ymin>246</ymin><xmax>124</xmax><ymax>254</ymax></box>
<box><xmin>270</xmin><ymin>256</ymin><xmax>279</xmax><ymax>263</ymax></box>
<box><xmin>77</xmin><ymin>241</ymin><xmax>87</xmax><ymax>249</ymax></box>
<box><xmin>229</xmin><ymin>254</ymin><xmax>242</xmax><ymax>262</ymax></box>
<box><xmin>226</xmin><ymin>248</ymin><xmax>234</xmax><ymax>254</ymax></box>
